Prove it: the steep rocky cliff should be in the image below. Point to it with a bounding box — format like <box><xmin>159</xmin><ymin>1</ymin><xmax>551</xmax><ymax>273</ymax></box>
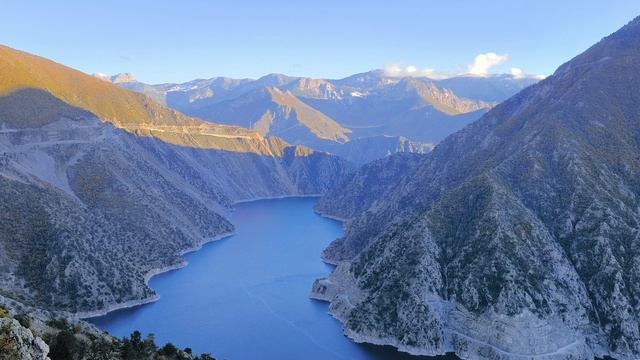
<box><xmin>313</xmin><ymin>16</ymin><xmax>640</xmax><ymax>360</ymax></box>
<box><xmin>316</xmin><ymin>153</ymin><xmax>423</xmax><ymax>222</ymax></box>
<box><xmin>318</xmin><ymin>136</ymin><xmax>431</xmax><ymax>166</ymax></box>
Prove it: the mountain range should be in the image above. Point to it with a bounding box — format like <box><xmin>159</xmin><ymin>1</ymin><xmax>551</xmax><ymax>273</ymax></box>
<box><xmin>312</xmin><ymin>15</ymin><xmax>640</xmax><ymax>360</ymax></box>
<box><xmin>1</xmin><ymin>13</ymin><xmax>636</xmax><ymax>360</ymax></box>
<box><xmin>100</xmin><ymin>69</ymin><xmax>539</xmax><ymax>164</ymax></box>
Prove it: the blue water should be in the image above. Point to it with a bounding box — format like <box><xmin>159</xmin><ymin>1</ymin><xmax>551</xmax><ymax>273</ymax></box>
<box><xmin>89</xmin><ymin>197</ymin><xmax>448</xmax><ymax>360</ymax></box>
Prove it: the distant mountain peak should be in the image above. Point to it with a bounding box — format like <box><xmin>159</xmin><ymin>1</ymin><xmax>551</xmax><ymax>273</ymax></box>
<box><xmin>255</xmin><ymin>73</ymin><xmax>298</xmax><ymax>87</ymax></box>
<box><xmin>94</xmin><ymin>64</ymin><xmax>540</xmax><ymax>154</ymax></box>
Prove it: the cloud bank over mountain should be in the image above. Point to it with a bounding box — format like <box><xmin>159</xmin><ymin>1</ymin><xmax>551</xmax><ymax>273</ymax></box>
<box><xmin>384</xmin><ymin>52</ymin><xmax>546</xmax><ymax>79</ymax></box>
<box><xmin>466</xmin><ymin>52</ymin><xmax>508</xmax><ymax>75</ymax></box>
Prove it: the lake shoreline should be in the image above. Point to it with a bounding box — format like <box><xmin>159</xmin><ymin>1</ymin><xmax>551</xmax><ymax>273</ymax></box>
<box><xmin>75</xmin><ymin>231</ymin><xmax>235</xmax><ymax>320</ymax></box>
<box><xmin>233</xmin><ymin>193</ymin><xmax>321</xmax><ymax>204</ymax></box>
<box><xmin>313</xmin><ymin>209</ymin><xmax>349</xmax><ymax>223</ymax></box>
<box><xmin>86</xmin><ymin>196</ymin><xmax>390</xmax><ymax>359</ymax></box>
<box><xmin>77</xmin><ymin>194</ymin><xmax>326</xmax><ymax>320</ymax></box>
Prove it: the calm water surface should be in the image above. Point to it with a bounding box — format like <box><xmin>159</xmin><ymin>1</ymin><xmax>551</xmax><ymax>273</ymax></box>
<box><xmin>90</xmin><ymin>197</ymin><xmax>450</xmax><ymax>360</ymax></box>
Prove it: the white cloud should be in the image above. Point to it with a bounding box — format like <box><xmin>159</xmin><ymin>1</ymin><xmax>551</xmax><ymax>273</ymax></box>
<box><xmin>513</xmin><ymin>67</ymin><xmax>548</xmax><ymax>80</ymax></box>
<box><xmin>467</xmin><ymin>52</ymin><xmax>509</xmax><ymax>76</ymax></box>
<box><xmin>510</xmin><ymin>67</ymin><xmax>524</xmax><ymax>79</ymax></box>
<box><xmin>383</xmin><ymin>53</ymin><xmax>544</xmax><ymax>80</ymax></box>
<box><xmin>383</xmin><ymin>64</ymin><xmax>447</xmax><ymax>79</ymax></box>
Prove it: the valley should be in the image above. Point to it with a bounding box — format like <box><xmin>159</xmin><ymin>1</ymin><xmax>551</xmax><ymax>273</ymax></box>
<box><xmin>1</xmin><ymin>6</ymin><xmax>639</xmax><ymax>360</ymax></box>
<box><xmin>88</xmin><ymin>197</ymin><xmax>424</xmax><ymax>359</ymax></box>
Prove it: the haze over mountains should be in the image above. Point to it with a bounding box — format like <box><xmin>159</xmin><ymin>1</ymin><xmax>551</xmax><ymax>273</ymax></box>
<box><xmin>99</xmin><ymin>69</ymin><xmax>539</xmax><ymax>164</ymax></box>
<box><xmin>313</xmin><ymin>15</ymin><xmax>640</xmax><ymax>360</ymax></box>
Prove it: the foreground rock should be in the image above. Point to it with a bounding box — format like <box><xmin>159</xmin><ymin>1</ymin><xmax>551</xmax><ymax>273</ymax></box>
<box><xmin>0</xmin><ymin>318</ymin><xmax>49</xmax><ymax>360</ymax></box>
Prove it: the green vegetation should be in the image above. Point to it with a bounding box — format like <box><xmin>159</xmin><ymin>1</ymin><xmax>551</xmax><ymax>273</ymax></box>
<box><xmin>48</xmin><ymin>330</ymin><xmax>84</xmax><ymax>360</ymax></box>
<box><xmin>0</xmin><ymin>324</ymin><xmax>18</xmax><ymax>357</ymax></box>
<box><xmin>45</xmin><ymin>328</ymin><xmax>217</xmax><ymax>360</ymax></box>
<box><xmin>7</xmin><ymin>313</ymin><xmax>219</xmax><ymax>360</ymax></box>
<box><xmin>13</xmin><ymin>313</ymin><xmax>30</xmax><ymax>328</ymax></box>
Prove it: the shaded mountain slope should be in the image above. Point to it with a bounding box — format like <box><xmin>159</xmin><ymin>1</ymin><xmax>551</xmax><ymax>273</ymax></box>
<box><xmin>318</xmin><ymin>136</ymin><xmax>431</xmax><ymax>166</ymax></box>
<box><xmin>316</xmin><ymin>152</ymin><xmax>424</xmax><ymax>220</ymax></box>
<box><xmin>312</xmin><ymin>16</ymin><xmax>640</xmax><ymax>360</ymax></box>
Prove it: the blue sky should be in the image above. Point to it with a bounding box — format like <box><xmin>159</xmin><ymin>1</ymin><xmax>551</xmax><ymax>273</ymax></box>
<box><xmin>3</xmin><ymin>0</ymin><xmax>640</xmax><ymax>84</ymax></box>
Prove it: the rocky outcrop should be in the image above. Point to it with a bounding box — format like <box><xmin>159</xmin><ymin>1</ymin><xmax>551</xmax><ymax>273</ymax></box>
<box><xmin>316</xmin><ymin>136</ymin><xmax>431</xmax><ymax>166</ymax></box>
<box><xmin>0</xmin><ymin>318</ymin><xmax>49</xmax><ymax>360</ymax></box>
<box><xmin>315</xmin><ymin>152</ymin><xmax>423</xmax><ymax>223</ymax></box>
<box><xmin>314</xmin><ymin>15</ymin><xmax>640</xmax><ymax>360</ymax></box>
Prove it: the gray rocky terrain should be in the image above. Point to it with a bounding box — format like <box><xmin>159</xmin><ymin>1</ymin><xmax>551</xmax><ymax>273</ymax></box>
<box><xmin>313</xmin><ymin>16</ymin><xmax>640</xmax><ymax>360</ymax></box>
<box><xmin>0</xmin><ymin>317</ymin><xmax>49</xmax><ymax>360</ymax></box>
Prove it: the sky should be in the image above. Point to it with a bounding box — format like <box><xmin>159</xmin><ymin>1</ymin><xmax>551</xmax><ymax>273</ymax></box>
<box><xmin>3</xmin><ymin>0</ymin><xmax>640</xmax><ymax>84</ymax></box>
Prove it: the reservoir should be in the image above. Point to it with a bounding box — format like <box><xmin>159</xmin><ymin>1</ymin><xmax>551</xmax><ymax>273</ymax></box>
<box><xmin>89</xmin><ymin>197</ymin><xmax>440</xmax><ymax>359</ymax></box>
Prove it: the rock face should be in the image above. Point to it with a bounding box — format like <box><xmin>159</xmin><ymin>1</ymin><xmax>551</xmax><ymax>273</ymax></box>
<box><xmin>320</xmin><ymin>136</ymin><xmax>432</xmax><ymax>166</ymax></box>
<box><xmin>0</xmin><ymin>46</ymin><xmax>352</xmax><ymax>314</ymax></box>
<box><xmin>316</xmin><ymin>153</ymin><xmax>423</xmax><ymax>222</ymax></box>
<box><xmin>313</xmin><ymin>16</ymin><xmax>640</xmax><ymax>360</ymax></box>
<box><xmin>0</xmin><ymin>318</ymin><xmax>49</xmax><ymax>360</ymax></box>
